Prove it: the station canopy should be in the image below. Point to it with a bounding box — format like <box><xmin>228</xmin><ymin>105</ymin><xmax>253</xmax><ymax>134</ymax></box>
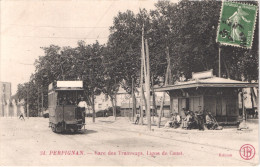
<box><xmin>155</xmin><ymin>70</ymin><xmax>258</xmax><ymax>92</ymax></box>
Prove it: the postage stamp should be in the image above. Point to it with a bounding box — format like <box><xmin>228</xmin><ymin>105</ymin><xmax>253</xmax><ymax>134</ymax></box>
<box><xmin>216</xmin><ymin>1</ymin><xmax>258</xmax><ymax>49</ymax></box>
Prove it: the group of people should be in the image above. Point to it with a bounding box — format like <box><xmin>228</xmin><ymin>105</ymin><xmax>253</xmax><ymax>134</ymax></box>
<box><xmin>164</xmin><ymin>113</ymin><xmax>182</xmax><ymax>128</ymax></box>
<box><xmin>58</xmin><ymin>95</ymin><xmax>78</xmax><ymax>105</ymax></box>
<box><xmin>164</xmin><ymin>107</ymin><xmax>221</xmax><ymax>130</ymax></box>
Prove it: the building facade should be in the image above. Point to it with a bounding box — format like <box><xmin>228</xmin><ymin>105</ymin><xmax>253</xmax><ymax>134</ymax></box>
<box><xmin>0</xmin><ymin>82</ymin><xmax>12</xmax><ymax>117</ymax></box>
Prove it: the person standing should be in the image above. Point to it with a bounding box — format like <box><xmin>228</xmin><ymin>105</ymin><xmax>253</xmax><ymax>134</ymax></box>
<box><xmin>135</xmin><ymin>112</ymin><xmax>140</xmax><ymax>124</ymax></box>
<box><xmin>78</xmin><ymin>97</ymin><xmax>87</xmax><ymax>124</ymax></box>
<box><xmin>196</xmin><ymin>106</ymin><xmax>204</xmax><ymax>130</ymax></box>
<box><xmin>19</xmin><ymin>112</ymin><xmax>25</xmax><ymax>121</ymax></box>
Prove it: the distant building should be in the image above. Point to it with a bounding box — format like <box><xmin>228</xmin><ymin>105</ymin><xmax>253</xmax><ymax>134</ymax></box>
<box><xmin>117</xmin><ymin>86</ymin><xmax>171</xmax><ymax>117</ymax></box>
<box><xmin>0</xmin><ymin>82</ymin><xmax>12</xmax><ymax>117</ymax></box>
<box><xmin>93</xmin><ymin>85</ymin><xmax>171</xmax><ymax>117</ymax></box>
<box><xmin>94</xmin><ymin>93</ymin><xmax>110</xmax><ymax>112</ymax></box>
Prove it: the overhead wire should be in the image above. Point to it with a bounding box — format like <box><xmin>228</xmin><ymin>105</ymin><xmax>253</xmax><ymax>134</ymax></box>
<box><xmin>4</xmin><ymin>34</ymin><xmax>109</xmax><ymax>39</ymax></box>
<box><xmin>0</xmin><ymin>23</ymin><xmax>109</xmax><ymax>29</ymax></box>
<box><xmin>86</xmin><ymin>1</ymin><xmax>115</xmax><ymax>40</ymax></box>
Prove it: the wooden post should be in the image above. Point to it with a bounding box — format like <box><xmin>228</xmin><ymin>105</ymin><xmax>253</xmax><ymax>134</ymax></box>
<box><xmin>132</xmin><ymin>76</ymin><xmax>134</xmax><ymax>121</ymax></box>
<box><xmin>145</xmin><ymin>39</ymin><xmax>151</xmax><ymax>131</ymax></box>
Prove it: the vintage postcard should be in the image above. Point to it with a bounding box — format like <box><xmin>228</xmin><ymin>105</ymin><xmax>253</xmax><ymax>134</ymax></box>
<box><xmin>0</xmin><ymin>0</ymin><xmax>259</xmax><ymax>166</ymax></box>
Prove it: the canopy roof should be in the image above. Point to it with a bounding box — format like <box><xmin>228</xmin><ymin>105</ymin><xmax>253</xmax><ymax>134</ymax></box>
<box><xmin>155</xmin><ymin>77</ymin><xmax>258</xmax><ymax>92</ymax></box>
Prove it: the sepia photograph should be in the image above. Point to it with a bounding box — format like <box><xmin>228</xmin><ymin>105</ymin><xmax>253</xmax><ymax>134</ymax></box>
<box><xmin>0</xmin><ymin>0</ymin><xmax>259</xmax><ymax>166</ymax></box>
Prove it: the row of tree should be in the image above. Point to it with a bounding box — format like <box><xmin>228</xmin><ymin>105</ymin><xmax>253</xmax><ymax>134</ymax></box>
<box><xmin>16</xmin><ymin>0</ymin><xmax>258</xmax><ymax>124</ymax></box>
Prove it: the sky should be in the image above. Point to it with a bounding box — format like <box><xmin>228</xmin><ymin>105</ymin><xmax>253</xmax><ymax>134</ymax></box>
<box><xmin>0</xmin><ymin>0</ymin><xmax>179</xmax><ymax>95</ymax></box>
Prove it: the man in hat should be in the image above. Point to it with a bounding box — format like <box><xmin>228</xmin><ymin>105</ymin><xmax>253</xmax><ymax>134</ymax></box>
<box><xmin>78</xmin><ymin>97</ymin><xmax>87</xmax><ymax>124</ymax></box>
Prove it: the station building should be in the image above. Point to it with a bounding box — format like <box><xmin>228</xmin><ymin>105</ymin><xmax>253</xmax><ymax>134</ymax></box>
<box><xmin>155</xmin><ymin>70</ymin><xmax>258</xmax><ymax>124</ymax></box>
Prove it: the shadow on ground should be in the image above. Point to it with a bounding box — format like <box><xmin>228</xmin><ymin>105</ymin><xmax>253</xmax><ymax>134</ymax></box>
<box><xmin>98</xmin><ymin>120</ymin><xmax>115</xmax><ymax>124</ymax></box>
<box><xmin>59</xmin><ymin>129</ymin><xmax>97</xmax><ymax>135</ymax></box>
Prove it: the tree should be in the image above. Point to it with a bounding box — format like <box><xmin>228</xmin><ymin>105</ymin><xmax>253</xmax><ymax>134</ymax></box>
<box><xmin>101</xmin><ymin>46</ymin><xmax>122</xmax><ymax>119</ymax></box>
<box><xmin>76</xmin><ymin>41</ymin><xmax>104</xmax><ymax>122</ymax></box>
<box><xmin>150</xmin><ymin>0</ymin><xmax>258</xmax><ymax>82</ymax></box>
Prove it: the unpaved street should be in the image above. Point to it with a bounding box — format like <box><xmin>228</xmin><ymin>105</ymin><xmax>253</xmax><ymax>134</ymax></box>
<box><xmin>0</xmin><ymin>117</ymin><xmax>258</xmax><ymax>166</ymax></box>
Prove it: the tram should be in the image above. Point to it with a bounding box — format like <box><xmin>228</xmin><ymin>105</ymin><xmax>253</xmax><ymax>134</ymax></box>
<box><xmin>48</xmin><ymin>81</ymin><xmax>85</xmax><ymax>133</ymax></box>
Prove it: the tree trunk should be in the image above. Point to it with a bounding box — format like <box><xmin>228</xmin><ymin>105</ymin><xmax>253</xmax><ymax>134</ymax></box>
<box><xmin>250</xmin><ymin>88</ymin><xmax>255</xmax><ymax>115</ymax></box>
<box><xmin>114</xmin><ymin>94</ymin><xmax>117</xmax><ymax>119</ymax></box>
<box><xmin>151</xmin><ymin>74</ymin><xmax>157</xmax><ymax>124</ymax></box>
<box><xmin>157</xmin><ymin>47</ymin><xmax>170</xmax><ymax>128</ymax></box>
<box><xmin>166</xmin><ymin>46</ymin><xmax>173</xmax><ymax>85</ymax></box>
<box><xmin>132</xmin><ymin>86</ymin><xmax>137</xmax><ymax>120</ymax></box>
<box><xmin>92</xmin><ymin>95</ymin><xmax>95</xmax><ymax>123</ymax></box>
<box><xmin>110</xmin><ymin>95</ymin><xmax>116</xmax><ymax>120</ymax></box>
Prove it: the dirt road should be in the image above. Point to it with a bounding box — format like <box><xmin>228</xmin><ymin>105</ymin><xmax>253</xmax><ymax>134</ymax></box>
<box><xmin>0</xmin><ymin>117</ymin><xmax>258</xmax><ymax>166</ymax></box>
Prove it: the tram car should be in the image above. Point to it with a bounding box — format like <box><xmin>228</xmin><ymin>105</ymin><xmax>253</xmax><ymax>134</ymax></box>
<box><xmin>48</xmin><ymin>81</ymin><xmax>86</xmax><ymax>133</ymax></box>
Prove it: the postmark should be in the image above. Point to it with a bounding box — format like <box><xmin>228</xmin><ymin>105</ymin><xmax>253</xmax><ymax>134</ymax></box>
<box><xmin>239</xmin><ymin>144</ymin><xmax>255</xmax><ymax>160</ymax></box>
<box><xmin>216</xmin><ymin>1</ymin><xmax>258</xmax><ymax>49</ymax></box>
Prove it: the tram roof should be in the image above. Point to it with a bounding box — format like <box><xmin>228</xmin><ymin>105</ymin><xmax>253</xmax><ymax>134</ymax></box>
<box><xmin>48</xmin><ymin>80</ymin><xmax>84</xmax><ymax>91</ymax></box>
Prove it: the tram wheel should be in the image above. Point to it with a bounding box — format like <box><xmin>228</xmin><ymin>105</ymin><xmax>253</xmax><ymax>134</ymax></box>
<box><xmin>55</xmin><ymin>124</ymin><xmax>62</xmax><ymax>133</ymax></box>
<box><xmin>51</xmin><ymin>124</ymin><xmax>56</xmax><ymax>132</ymax></box>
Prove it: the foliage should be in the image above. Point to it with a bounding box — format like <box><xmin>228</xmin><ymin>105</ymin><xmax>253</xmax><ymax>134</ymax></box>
<box><xmin>16</xmin><ymin>0</ymin><xmax>258</xmax><ymax>118</ymax></box>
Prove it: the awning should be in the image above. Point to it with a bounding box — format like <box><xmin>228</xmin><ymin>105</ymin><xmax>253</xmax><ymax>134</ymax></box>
<box><xmin>155</xmin><ymin>77</ymin><xmax>258</xmax><ymax>92</ymax></box>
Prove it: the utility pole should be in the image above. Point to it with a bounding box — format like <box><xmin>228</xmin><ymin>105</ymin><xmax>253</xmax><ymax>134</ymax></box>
<box><xmin>151</xmin><ymin>74</ymin><xmax>157</xmax><ymax>123</ymax></box>
<box><xmin>141</xmin><ymin>25</ymin><xmax>147</xmax><ymax>126</ymax></box>
<box><xmin>145</xmin><ymin>39</ymin><xmax>151</xmax><ymax>131</ymax></box>
<box><xmin>140</xmin><ymin>52</ymin><xmax>144</xmax><ymax>125</ymax></box>
<box><xmin>217</xmin><ymin>42</ymin><xmax>222</xmax><ymax>78</ymax></box>
<box><xmin>238</xmin><ymin>89</ymin><xmax>248</xmax><ymax>130</ymax></box>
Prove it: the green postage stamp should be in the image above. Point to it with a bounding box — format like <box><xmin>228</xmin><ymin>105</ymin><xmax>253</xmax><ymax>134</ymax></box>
<box><xmin>216</xmin><ymin>1</ymin><xmax>258</xmax><ymax>49</ymax></box>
